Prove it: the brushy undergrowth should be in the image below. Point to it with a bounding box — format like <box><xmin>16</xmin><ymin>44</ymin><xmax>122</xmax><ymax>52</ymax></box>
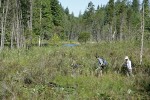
<box><xmin>0</xmin><ymin>41</ymin><xmax>150</xmax><ymax>100</ymax></box>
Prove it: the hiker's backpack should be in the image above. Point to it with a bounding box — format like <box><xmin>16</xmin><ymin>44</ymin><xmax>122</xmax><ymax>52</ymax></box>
<box><xmin>98</xmin><ymin>58</ymin><xmax>107</xmax><ymax>66</ymax></box>
<box><xmin>102</xmin><ymin>58</ymin><xmax>107</xmax><ymax>66</ymax></box>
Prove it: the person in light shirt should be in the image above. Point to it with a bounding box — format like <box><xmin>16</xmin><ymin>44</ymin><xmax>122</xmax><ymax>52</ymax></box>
<box><xmin>124</xmin><ymin>56</ymin><xmax>133</xmax><ymax>77</ymax></box>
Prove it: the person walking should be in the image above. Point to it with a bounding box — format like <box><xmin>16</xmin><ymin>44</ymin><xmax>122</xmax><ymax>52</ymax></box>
<box><xmin>95</xmin><ymin>56</ymin><xmax>107</xmax><ymax>77</ymax></box>
<box><xmin>123</xmin><ymin>56</ymin><xmax>133</xmax><ymax>77</ymax></box>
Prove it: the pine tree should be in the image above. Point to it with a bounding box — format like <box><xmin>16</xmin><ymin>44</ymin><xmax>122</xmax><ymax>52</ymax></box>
<box><xmin>64</xmin><ymin>7</ymin><xmax>69</xmax><ymax>15</ymax></box>
<box><xmin>82</xmin><ymin>1</ymin><xmax>95</xmax><ymax>41</ymax></box>
<box><xmin>94</xmin><ymin>6</ymin><xmax>105</xmax><ymax>41</ymax></box>
<box><xmin>126</xmin><ymin>1</ymin><xmax>132</xmax><ymax>36</ymax></box>
<box><xmin>132</xmin><ymin>0</ymin><xmax>140</xmax><ymax>13</ymax></box>
<box><xmin>143</xmin><ymin>0</ymin><xmax>150</xmax><ymax>32</ymax></box>
<box><xmin>51</xmin><ymin>0</ymin><xmax>63</xmax><ymax>26</ymax></box>
<box><xmin>106</xmin><ymin>0</ymin><xmax>114</xmax><ymax>41</ymax></box>
<box><xmin>115</xmin><ymin>0</ymin><xmax>127</xmax><ymax>40</ymax></box>
<box><xmin>131</xmin><ymin>0</ymin><xmax>140</xmax><ymax>29</ymax></box>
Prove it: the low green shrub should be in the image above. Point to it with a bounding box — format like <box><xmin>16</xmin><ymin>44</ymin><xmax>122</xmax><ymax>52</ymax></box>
<box><xmin>0</xmin><ymin>41</ymin><xmax>149</xmax><ymax>99</ymax></box>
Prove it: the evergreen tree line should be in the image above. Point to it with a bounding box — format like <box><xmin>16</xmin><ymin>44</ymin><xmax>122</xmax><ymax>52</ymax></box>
<box><xmin>0</xmin><ymin>0</ymin><xmax>150</xmax><ymax>49</ymax></box>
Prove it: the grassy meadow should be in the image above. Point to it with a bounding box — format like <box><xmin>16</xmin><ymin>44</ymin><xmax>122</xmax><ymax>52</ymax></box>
<box><xmin>0</xmin><ymin>41</ymin><xmax>150</xmax><ymax>100</ymax></box>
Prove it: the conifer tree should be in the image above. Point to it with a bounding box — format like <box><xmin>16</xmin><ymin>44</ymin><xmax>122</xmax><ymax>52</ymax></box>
<box><xmin>106</xmin><ymin>0</ymin><xmax>114</xmax><ymax>41</ymax></box>
<box><xmin>143</xmin><ymin>0</ymin><xmax>150</xmax><ymax>32</ymax></box>
<box><xmin>132</xmin><ymin>0</ymin><xmax>140</xmax><ymax>13</ymax></box>
<box><xmin>131</xmin><ymin>0</ymin><xmax>140</xmax><ymax>29</ymax></box>
<box><xmin>50</xmin><ymin>0</ymin><xmax>63</xmax><ymax>26</ymax></box>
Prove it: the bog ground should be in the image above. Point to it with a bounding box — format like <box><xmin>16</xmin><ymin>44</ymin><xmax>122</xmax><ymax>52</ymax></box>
<box><xmin>0</xmin><ymin>41</ymin><xmax>150</xmax><ymax>99</ymax></box>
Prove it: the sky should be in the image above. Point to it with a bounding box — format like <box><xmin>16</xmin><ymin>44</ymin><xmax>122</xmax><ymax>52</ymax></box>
<box><xmin>58</xmin><ymin>0</ymin><xmax>143</xmax><ymax>17</ymax></box>
<box><xmin>58</xmin><ymin>0</ymin><xmax>109</xmax><ymax>17</ymax></box>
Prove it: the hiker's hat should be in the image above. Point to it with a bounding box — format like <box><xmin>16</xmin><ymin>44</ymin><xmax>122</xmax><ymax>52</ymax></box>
<box><xmin>125</xmin><ymin>56</ymin><xmax>129</xmax><ymax>60</ymax></box>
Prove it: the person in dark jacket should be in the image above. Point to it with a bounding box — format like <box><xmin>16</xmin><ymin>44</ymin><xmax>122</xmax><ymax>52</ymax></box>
<box><xmin>95</xmin><ymin>56</ymin><xmax>108</xmax><ymax>77</ymax></box>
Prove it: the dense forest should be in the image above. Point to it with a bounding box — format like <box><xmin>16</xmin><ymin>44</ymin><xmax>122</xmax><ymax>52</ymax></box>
<box><xmin>0</xmin><ymin>0</ymin><xmax>150</xmax><ymax>99</ymax></box>
<box><xmin>0</xmin><ymin>0</ymin><xmax>150</xmax><ymax>48</ymax></box>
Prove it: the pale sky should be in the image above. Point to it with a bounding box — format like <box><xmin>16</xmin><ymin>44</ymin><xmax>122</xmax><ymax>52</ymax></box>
<box><xmin>58</xmin><ymin>0</ymin><xmax>109</xmax><ymax>17</ymax></box>
<box><xmin>58</xmin><ymin>0</ymin><xmax>143</xmax><ymax>17</ymax></box>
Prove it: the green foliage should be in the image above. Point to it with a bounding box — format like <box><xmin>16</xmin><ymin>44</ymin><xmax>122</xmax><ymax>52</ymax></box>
<box><xmin>130</xmin><ymin>0</ymin><xmax>141</xmax><ymax>29</ymax></box>
<box><xmin>20</xmin><ymin>0</ymin><xmax>30</xmax><ymax>27</ymax></box>
<box><xmin>64</xmin><ymin>7</ymin><xmax>69</xmax><ymax>15</ymax></box>
<box><xmin>50</xmin><ymin>33</ymin><xmax>61</xmax><ymax>45</ymax></box>
<box><xmin>143</xmin><ymin>0</ymin><xmax>150</xmax><ymax>32</ymax></box>
<box><xmin>78</xmin><ymin>32</ymin><xmax>90</xmax><ymax>43</ymax></box>
<box><xmin>82</xmin><ymin>1</ymin><xmax>95</xmax><ymax>29</ymax></box>
<box><xmin>0</xmin><ymin>41</ymin><xmax>150</xmax><ymax>99</ymax></box>
<box><xmin>106</xmin><ymin>0</ymin><xmax>114</xmax><ymax>25</ymax></box>
<box><xmin>1</xmin><ymin>0</ymin><xmax>150</xmax><ymax>48</ymax></box>
<box><xmin>50</xmin><ymin>0</ymin><xmax>63</xmax><ymax>26</ymax></box>
<box><xmin>132</xmin><ymin>0</ymin><xmax>140</xmax><ymax>13</ymax></box>
<box><xmin>126</xmin><ymin>3</ymin><xmax>132</xmax><ymax>24</ymax></box>
<box><xmin>33</xmin><ymin>0</ymin><xmax>52</xmax><ymax>39</ymax></box>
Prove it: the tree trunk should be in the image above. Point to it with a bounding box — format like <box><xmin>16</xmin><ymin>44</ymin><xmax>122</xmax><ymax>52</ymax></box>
<box><xmin>39</xmin><ymin>36</ymin><xmax>41</xmax><ymax>47</ymax></box>
<box><xmin>19</xmin><ymin>10</ymin><xmax>23</xmax><ymax>48</ymax></box>
<box><xmin>120</xmin><ymin>13</ymin><xmax>124</xmax><ymax>41</ymax></box>
<box><xmin>109</xmin><ymin>23</ymin><xmax>113</xmax><ymax>41</ymax></box>
<box><xmin>16</xmin><ymin>14</ymin><xmax>20</xmax><ymax>48</ymax></box>
<box><xmin>1</xmin><ymin>11</ymin><xmax>4</xmax><ymax>49</ymax></box>
<box><xmin>0</xmin><ymin>0</ymin><xmax>1</xmax><ymax>7</ymax></box>
<box><xmin>14</xmin><ymin>0</ymin><xmax>21</xmax><ymax>49</ymax></box>
<box><xmin>113</xmin><ymin>22</ymin><xmax>116</xmax><ymax>41</ymax></box>
<box><xmin>11</xmin><ymin>2</ymin><xmax>16</xmax><ymax>49</ymax></box>
<box><xmin>140</xmin><ymin>4</ymin><xmax>144</xmax><ymax>65</ymax></box>
<box><xmin>1</xmin><ymin>0</ymin><xmax>9</xmax><ymax>49</ymax></box>
<box><xmin>29</xmin><ymin>0</ymin><xmax>33</xmax><ymax>46</ymax></box>
<box><xmin>22</xmin><ymin>35</ymin><xmax>26</xmax><ymax>48</ymax></box>
<box><xmin>11</xmin><ymin>23</ymin><xmax>15</xmax><ymax>49</ymax></box>
<box><xmin>39</xmin><ymin>3</ymin><xmax>42</xmax><ymax>46</ymax></box>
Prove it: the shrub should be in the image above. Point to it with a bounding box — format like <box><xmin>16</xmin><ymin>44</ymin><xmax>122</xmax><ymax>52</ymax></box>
<box><xmin>50</xmin><ymin>33</ymin><xmax>61</xmax><ymax>45</ymax></box>
<box><xmin>78</xmin><ymin>32</ymin><xmax>90</xmax><ymax>43</ymax></box>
